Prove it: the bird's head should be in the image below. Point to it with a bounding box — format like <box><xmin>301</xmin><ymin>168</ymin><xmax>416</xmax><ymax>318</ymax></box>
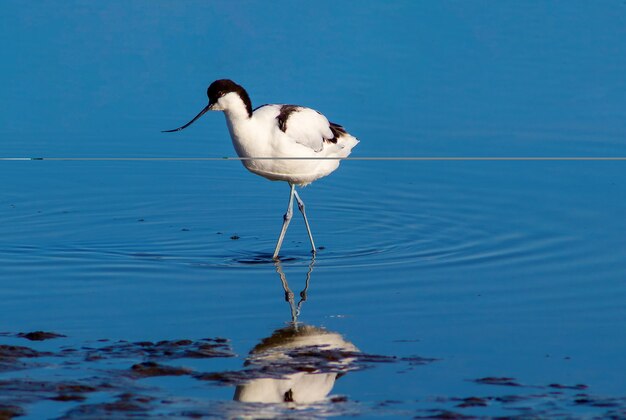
<box><xmin>206</xmin><ymin>79</ymin><xmax>251</xmax><ymax>113</ymax></box>
<box><xmin>162</xmin><ymin>79</ymin><xmax>252</xmax><ymax>133</ymax></box>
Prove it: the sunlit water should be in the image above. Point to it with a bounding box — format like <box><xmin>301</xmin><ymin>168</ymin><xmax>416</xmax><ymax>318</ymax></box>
<box><xmin>2</xmin><ymin>1</ymin><xmax>626</xmax><ymax>418</ymax></box>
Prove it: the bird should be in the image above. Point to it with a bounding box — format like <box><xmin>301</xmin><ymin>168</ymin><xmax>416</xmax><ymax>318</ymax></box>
<box><xmin>163</xmin><ymin>79</ymin><xmax>358</xmax><ymax>259</ymax></box>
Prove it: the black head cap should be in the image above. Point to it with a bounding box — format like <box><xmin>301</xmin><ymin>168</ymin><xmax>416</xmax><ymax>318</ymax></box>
<box><xmin>207</xmin><ymin>79</ymin><xmax>252</xmax><ymax>117</ymax></box>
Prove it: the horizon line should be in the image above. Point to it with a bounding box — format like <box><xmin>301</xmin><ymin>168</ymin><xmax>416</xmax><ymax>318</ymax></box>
<box><xmin>1</xmin><ymin>157</ymin><xmax>626</xmax><ymax>161</ymax></box>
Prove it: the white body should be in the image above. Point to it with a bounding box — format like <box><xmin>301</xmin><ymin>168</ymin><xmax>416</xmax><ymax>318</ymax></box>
<box><xmin>217</xmin><ymin>93</ymin><xmax>359</xmax><ymax>186</ymax></box>
<box><xmin>165</xmin><ymin>80</ymin><xmax>358</xmax><ymax>258</ymax></box>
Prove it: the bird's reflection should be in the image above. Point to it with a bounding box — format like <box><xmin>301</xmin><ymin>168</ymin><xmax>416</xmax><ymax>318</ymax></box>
<box><xmin>234</xmin><ymin>258</ymin><xmax>358</xmax><ymax>404</ymax></box>
<box><xmin>276</xmin><ymin>257</ymin><xmax>314</xmax><ymax>324</ymax></box>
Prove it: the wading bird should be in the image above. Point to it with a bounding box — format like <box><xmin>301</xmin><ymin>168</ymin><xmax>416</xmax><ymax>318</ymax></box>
<box><xmin>163</xmin><ymin>79</ymin><xmax>358</xmax><ymax>259</ymax></box>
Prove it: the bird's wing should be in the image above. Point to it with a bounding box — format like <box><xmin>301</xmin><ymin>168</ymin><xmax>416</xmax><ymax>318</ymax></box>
<box><xmin>276</xmin><ymin>105</ymin><xmax>335</xmax><ymax>153</ymax></box>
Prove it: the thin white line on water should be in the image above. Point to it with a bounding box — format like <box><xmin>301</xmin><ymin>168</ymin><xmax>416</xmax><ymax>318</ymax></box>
<box><xmin>1</xmin><ymin>157</ymin><xmax>626</xmax><ymax>161</ymax></box>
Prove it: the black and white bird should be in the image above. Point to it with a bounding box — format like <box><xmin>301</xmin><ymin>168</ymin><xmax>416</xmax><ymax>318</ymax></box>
<box><xmin>163</xmin><ymin>79</ymin><xmax>358</xmax><ymax>259</ymax></box>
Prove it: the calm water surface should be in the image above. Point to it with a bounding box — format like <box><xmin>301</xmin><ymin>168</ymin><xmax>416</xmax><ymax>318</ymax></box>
<box><xmin>1</xmin><ymin>1</ymin><xmax>626</xmax><ymax>418</ymax></box>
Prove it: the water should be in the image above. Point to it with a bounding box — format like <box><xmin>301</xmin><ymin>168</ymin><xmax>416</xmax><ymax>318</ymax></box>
<box><xmin>2</xmin><ymin>2</ymin><xmax>626</xmax><ymax>418</ymax></box>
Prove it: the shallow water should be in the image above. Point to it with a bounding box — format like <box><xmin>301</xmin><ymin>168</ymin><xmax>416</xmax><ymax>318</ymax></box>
<box><xmin>2</xmin><ymin>2</ymin><xmax>626</xmax><ymax>419</ymax></box>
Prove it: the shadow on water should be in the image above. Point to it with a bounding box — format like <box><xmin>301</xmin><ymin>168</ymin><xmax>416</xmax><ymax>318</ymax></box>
<box><xmin>232</xmin><ymin>253</ymin><xmax>299</xmax><ymax>265</ymax></box>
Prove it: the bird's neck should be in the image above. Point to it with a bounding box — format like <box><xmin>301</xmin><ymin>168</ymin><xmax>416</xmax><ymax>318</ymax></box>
<box><xmin>222</xmin><ymin>93</ymin><xmax>254</xmax><ymax>137</ymax></box>
<box><xmin>223</xmin><ymin>105</ymin><xmax>251</xmax><ymax>123</ymax></box>
<box><xmin>221</xmin><ymin>95</ymin><xmax>258</xmax><ymax>157</ymax></box>
<box><xmin>221</xmin><ymin>92</ymin><xmax>253</xmax><ymax>121</ymax></box>
<box><xmin>224</xmin><ymin>104</ymin><xmax>253</xmax><ymax>138</ymax></box>
<box><xmin>224</xmin><ymin>106</ymin><xmax>255</xmax><ymax>150</ymax></box>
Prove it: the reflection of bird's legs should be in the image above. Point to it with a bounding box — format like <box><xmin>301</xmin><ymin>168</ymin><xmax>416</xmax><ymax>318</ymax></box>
<box><xmin>275</xmin><ymin>260</ymin><xmax>298</xmax><ymax>323</ymax></box>
<box><xmin>275</xmin><ymin>257</ymin><xmax>315</xmax><ymax>325</ymax></box>
<box><xmin>296</xmin><ymin>257</ymin><xmax>315</xmax><ymax>314</ymax></box>
<box><xmin>273</xmin><ymin>184</ymin><xmax>295</xmax><ymax>259</ymax></box>
<box><xmin>293</xmin><ymin>189</ymin><xmax>316</xmax><ymax>255</ymax></box>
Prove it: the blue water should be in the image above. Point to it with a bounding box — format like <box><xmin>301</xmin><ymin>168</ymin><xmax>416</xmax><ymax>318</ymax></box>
<box><xmin>2</xmin><ymin>2</ymin><xmax>626</xmax><ymax>418</ymax></box>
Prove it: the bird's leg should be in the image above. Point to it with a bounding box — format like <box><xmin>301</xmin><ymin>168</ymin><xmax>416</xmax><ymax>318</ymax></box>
<box><xmin>272</xmin><ymin>184</ymin><xmax>295</xmax><ymax>259</ymax></box>
<box><xmin>293</xmin><ymin>189</ymin><xmax>316</xmax><ymax>255</ymax></box>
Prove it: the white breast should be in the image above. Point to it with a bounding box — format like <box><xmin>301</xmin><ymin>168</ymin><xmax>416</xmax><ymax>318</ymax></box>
<box><xmin>225</xmin><ymin>104</ymin><xmax>359</xmax><ymax>185</ymax></box>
